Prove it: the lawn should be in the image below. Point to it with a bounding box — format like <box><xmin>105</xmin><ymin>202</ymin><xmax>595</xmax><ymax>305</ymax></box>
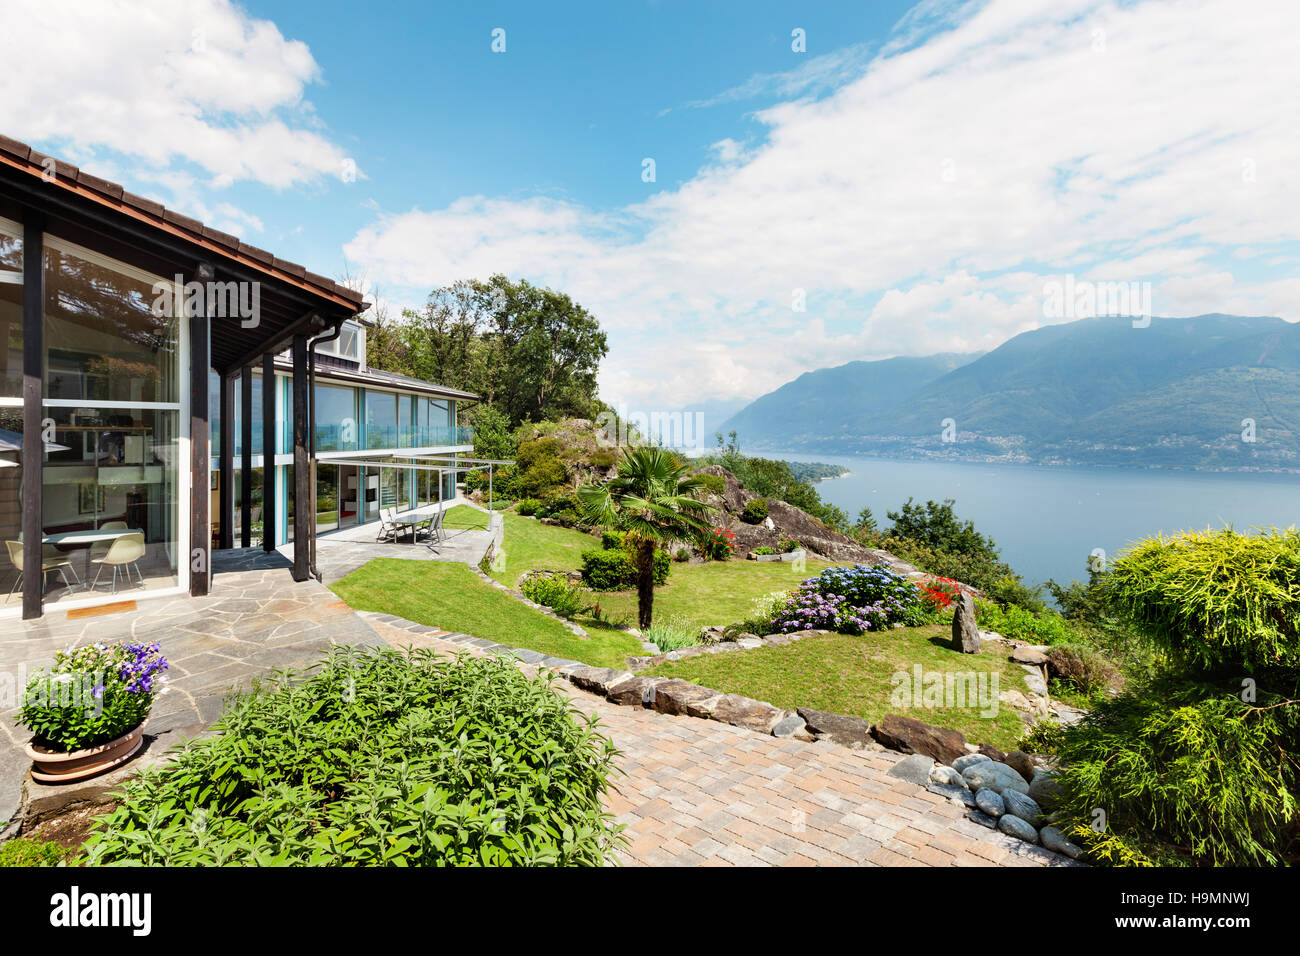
<box><xmin>331</xmin><ymin>557</ymin><xmax>644</xmax><ymax>670</ymax></box>
<box><xmin>644</xmin><ymin>626</ymin><xmax>1033</xmax><ymax>751</ymax></box>
<box><xmin>441</xmin><ymin>504</ymin><xmax>490</xmax><ymax>530</ymax></box>
<box><xmin>488</xmin><ymin>512</ymin><xmax>602</xmax><ymax>588</ymax></box>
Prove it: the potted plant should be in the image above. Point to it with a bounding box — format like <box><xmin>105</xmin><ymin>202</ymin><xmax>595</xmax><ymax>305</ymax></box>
<box><xmin>19</xmin><ymin>641</ymin><xmax>168</xmax><ymax>783</ymax></box>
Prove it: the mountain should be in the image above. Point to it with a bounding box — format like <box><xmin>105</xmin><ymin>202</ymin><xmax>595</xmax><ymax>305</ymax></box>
<box><xmin>719</xmin><ymin>315</ymin><xmax>1300</xmax><ymax>471</ymax></box>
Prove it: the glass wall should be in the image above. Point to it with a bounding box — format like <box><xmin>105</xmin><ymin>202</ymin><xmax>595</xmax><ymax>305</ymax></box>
<box><xmin>0</xmin><ymin>217</ymin><xmax>21</xmax><ymax>398</ymax></box>
<box><xmin>365</xmin><ymin>390</ymin><xmax>396</xmax><ymax>449</ymax></box>
<box><xmin>37</xmin><ymin>237</ymin><xmax>182</xmax><ymax>601</ymax></box>
<box><xmin>315</xmin><ymin>383</ymin><xmax>357</xmax><ymax>452</ymax></box>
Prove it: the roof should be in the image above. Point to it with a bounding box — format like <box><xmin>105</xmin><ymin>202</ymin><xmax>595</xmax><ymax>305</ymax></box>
<box><xmin>0</xmin><ymin>133</ymin><xmax>366</xmax><ymax>314</ymax></box>
<box><xmin>271</xmin><ymin>355</ymin><xmax>479</xmax><ymax>402</ymax></box>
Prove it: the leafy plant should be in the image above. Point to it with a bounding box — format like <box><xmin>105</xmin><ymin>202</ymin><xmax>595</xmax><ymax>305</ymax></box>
<box><xmin>976</xmin><ymin>601</ymin><xmax>1073</xmax><ymax>644</ymax></box>
<box><xmin>580</xmin><ymin>547</ymin><xmax>670</xmax><ymax>591</ymax></box>
<box><xmin>644</xmin><ymin>617</ymin><xmax>698</xmax><ymax>652</ymax></box>
<box><xmin>740</xmin><ymin>497</ymin><xmax>769</xmax><ymax>524</ymax></box>
<box><xmin>84</xmin><ymin>648</ymin><xmax>625</xmax><ymax>866</ymax></box>
<box><xmin>19</xmin><ymin>642</ymin><xmax>168</xmax><ymax>751</ymax></box>
<box><xmin>514</xmin><ymin>498</ymin><xmax>543</xmax><ymax>516</ymax></box>
<box><xmin>0</xmin><ymin>837</ymin><xmax>76</xmax><ymax>867</ymax></box>
<box><xmin>698</xmin><ymin>526</ymin><xmax>737</xmax><ymax>561</ymax></box>
<box><xmin>520</xmin><ymin>574</ymin><xmax>589</xmax><ymax>619</ymax></box>
<box><xmin>773</xmin><ymin>564</ymin><xmax>920</xmax><ymax>635</ymax></box>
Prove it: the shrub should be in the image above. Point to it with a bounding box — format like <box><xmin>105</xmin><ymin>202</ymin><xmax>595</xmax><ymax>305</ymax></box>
<box><xmin>589</xmin><ymin>448</ymin><xmax>619</xmax><ymax>469</ymax></box>
<box><xmin>19</xmin><ymin>642</ymin><xmax>169</xmax><ymax>751</ymax></box>
<box><xmin>773</xmin><ymin>564</ymin><xmax>920</xmax><ymax>635</ymax></box>
<box><xmin>917</xmin><ymin>575</ymin><xmax>961</xmax><ymax>611</ymax></box>
<box><xmin>0</xmin><ymin>838</ymin><xmax>76</xmax><ymax>867</ymax></box>
<box><xmin>600</xmin><ymin>529</ymin><xmax>627</xmax><ymax>551</ymax></box>
<box><xmin>84</xmin><ymin>648</ymin><xmax>624</xmax><ymax>866</ymax></box>
<box><xmin>1102</xmin><ymin>527</ymin><xmax>1300</xmax><ymax>674</ymax></box>
<box><xmin>520</xmin><ymin>574</ymin><xmax>589</xmax><ymax>619</ymax></box>
<box><xmin>520</xmin><ymin>458</ymin><xmax>568</xmax><ymax>498</ymax></box>
<box><xmin>887</xmin><ymin>498</ymin><xmax>999</xmax><ymax>563</ymax></box>
<box><xmin>779</xmin><ymin>538</ymin><xmax>800</xmax><ymax>553</ymax></box>
<box><xmin>644</xmin><ymin>617</ymin><xmax>698</xmax><ymax>652</ymax></box>
<box><xmin>737</xmin><ymin>592</ymin><xmax>790</xmax><ymax>636</ymax></box>
<box><xmin>674</xmin><ymin>548</ymin><xmax>691</xmax><ymax>562</ymax></box>
<box><xmin>514</xmin><ymin>498</ymin><xmax>543</xmax><ymax>516</ymax></box>
<box><xmin>976</xmin><ymin>601</ymin><xmax>1074</xmax><ymax>645</ymax></box>
<box><xmin>692</xmin><ymin>473</ymin><xmax>725</xmax><ymax>497</ymax></box>
<box><xmin>580</xmin><ymin>547</ymin><xmax>670</xmax><ymax>590</ymax></box>
<box><xmin>1052</xmin><ymin>676</ymin><xmax>1298</xmax><ymax>866</ymax></box>
<box><xmin>1047</xmin><ymin>643</ymin><xmax>1122</xmax><ymax>696</ymax></box>
<box><xmin>740</xmin><ymin>497</ymin><xmax>769</xmax><ymax>524</ymax></box>
<box><xmin>752</xmin><ymin>546</ymin><xmax>778</xmax><ymax>556</ymax></box>
<box><xmin>698</xmin><ymin>526</ymin><xmax>737</xmax><ymax>561</ymax></box>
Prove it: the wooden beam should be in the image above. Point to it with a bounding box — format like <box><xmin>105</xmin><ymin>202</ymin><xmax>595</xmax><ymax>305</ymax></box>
<box><xmin>261</xmin><ymin>352</ymin><xmax>276</xmax><ymax>552</ymax></box>
<box><xmin>189</xmin><ymin>262</ymin><xmax>213</xmax><ymax>596</ymax></box>
<box><xmin>21</xmin><ymin>214</ymin><xmax>43</xmax><ymax>619</ymax></box>
<box><xmin>291</xmin><ymin>333</ymin><xmax>310</xmax><ymax>582</ymax></box>
<box><xmin>218</xmin><ymin>371</ymin><xmax>234</xmax><ymax>550</ymax></box>
<box><xmin>240</xmin><ymin>365</ymin><xmax>252</xmax><ymax>549</ymax></box>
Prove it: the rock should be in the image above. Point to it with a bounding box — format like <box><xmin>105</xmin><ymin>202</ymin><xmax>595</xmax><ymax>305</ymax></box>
<box><xmin>999</xmin><ymin>689</ymin><xmax>1050</xmax><ymax>717</ymax></box>
<box><xmin>974</xmin><ymin>787</ymin><xmax>1005</xmax><ymax>818</ymax></box>
<box><xmin>797</xmin><ymin>708</ymin><xmax>882</xmax><ymax>751</ymax></box>
<box><xmin>771</xmin><ymin>713</ymin><xmax>809</xmax><ymax>738</ymax></box>
<box><xmin>997</xmin><ymin>813</ymin><xmax>1040</xmax><ymax>844</ymax></box>
<box><xmin>567</xmin><ymin>666</ymin><xmax>635</xmax><ymax>695</ymax></box>
<box><xmin>1027</xmin><ymin>773</ymin><xmax>1066</xmax><ymax>810</ymax></box>
<box><xmin>871</xmin><ymin>714</ymin><xmax>968</xmax><ymax>764</ymax></box>
<box><xmin>1002</xmin><ymin>789</ymin><xmax>1042</xmax><ymax>823</ymax></box>
<box><xmin>1040</xmin><ymin>825</ymin><xmax>1084</xmax><ymax>859</ymax></box>
<box><xmin>606</xmin><ymin>675</ymin><xmax>664</xmax><ymax>706</ymax></box>
<box><xmin>962</xmin><ymin>760</ymin><xmax>1031</xmax><ymax>795</ymax></box>
<box><xmin>651</xmin><ymin>679</ymin><xmax>722</xmax><ymax>718</ymax></box>
<box><xmin>709</xmin><ymin>694</ymin><xmax>785</xmax><ymax>733</ymax></box>
<box><xmin>966</xmin><ymin>810</ymin><xmax>998</xmax><ymax>829</ymax></box>
<box><xmin>977</xmin><ymin>743</ymin><xmax>1007</xmax><ymax>763</ymax></box>
<box><xmin>1010</xmin><ymin>646</ymin><xmax>1049</xmax><ymax>665</ymax></box>
<box><xmin>734</xmin><ymin>637</ymin><xmax>763</xmax><ymax>649</ymax></box>
<box><xmin>640</xmin><ymin>642</ymin><xmax>660</xmax><ymax>654</ymax></box>
<box><xmin>1003</xmin><ymin>749</ymin><xmax>1037</xmax><ymax>784</ymax></box>
<box><xmin>928</xmin><ymin>783</ymin><xmax>976</xmax><ymax>808</ymax></box>
<box><xmin>951</xmin><ymin>591</ymin><xmax>981</xmax><ymax>653</ymax></box>
<box><xmin>698</xmin><ymin>625</ymin><xmax>728</xmax><ymax>645</ymax></box>
<box><xmin>930</xmin><ymin>764</ymin><xmax>967</xmax><ymax>787</ymax></box>
<box><xmin>887</xmin><ymin>753</ymin><xmax>935</xmax><ymax>786</ymax></box>
<box><xmin>952</xmin><ymin>752</ymin><xmax>993</xmax><ymax>773</ymax></box>
<box><xmin>1020</xmin><ymin>666</ymin><xmax>1050</xmax><ymax>697</ymax></box>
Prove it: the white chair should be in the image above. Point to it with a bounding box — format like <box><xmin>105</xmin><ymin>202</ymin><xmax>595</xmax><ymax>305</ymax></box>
<box><xmin>91</xmin><ymin>532</ymin><xmax>146</xmax><ymax>593</ymax></box>
<box><xmin>375</xmin><ymin>507</ymin><xmax>399</xmax><ymax>543</ymax></box>
<box><xmin>43</xmin><ymin>543</ymin><xmax>81</xmax><ymax>588</ymax></box>
<box><xmin>90</xmin><ymin>521</ymin><xmax>128</xmax><ymax>559</ymax></box>
<box><xmin>5</xmin><ymin>540</ymin><xmax>76</xmax><ymax>603</ymax></box>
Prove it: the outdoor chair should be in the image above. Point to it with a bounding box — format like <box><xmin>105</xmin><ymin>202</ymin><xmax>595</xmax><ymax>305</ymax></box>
<box><xmin>375</xmin><ymin>507</ymin><xmax>399</xmax><ymax>543</ymax></box>
<box><xmin>90</xmin><ymin>520</ymin><xmax>128</xmax><ymax>559</ymax></box>
<box><xmin>91</xmin><ymin>532</ymin><xmax>146</xmax><ymax>593</ymax></box>
<box><xmin>5</xmin><ymin>539</ymin><xmax>77</xmax><ymax>603</ymax></box>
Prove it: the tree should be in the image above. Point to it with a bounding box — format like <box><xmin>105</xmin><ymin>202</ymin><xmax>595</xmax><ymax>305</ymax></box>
<box><xmin>577</xmin><ymin>447</ymin><xmax>715</xmax><ymax>629</ymax></box>
<box><xmin>886</xmin><ymin>498</ymin><xmax>999</xmax><ymax>561</ymax></box>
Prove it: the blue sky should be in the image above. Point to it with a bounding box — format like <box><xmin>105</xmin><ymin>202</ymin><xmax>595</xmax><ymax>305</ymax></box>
<box><xmin>4</xmin><ymin>0</ymin><xmax>1299</xmax><ymax>413</ymax></box>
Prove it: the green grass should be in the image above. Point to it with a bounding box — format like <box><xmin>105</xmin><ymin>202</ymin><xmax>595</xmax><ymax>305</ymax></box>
<box><xmin>441</xmin><ymin>504</ymin><xmax>490</xmax><ymax>530</ymax></box>
<box><xmin>488</xmin><ymin>512</ymin><xmax>602</xmax><ymax>588</ymax></box>
<box><xmin>331</xmin><ymin>558</ymin><xmax>643</xmax><ymax>669</ymax></box>
<box><xmin>644</xmin><ymin>626</ymin><xmax>1033</xmax><ymax>750</ymax></box>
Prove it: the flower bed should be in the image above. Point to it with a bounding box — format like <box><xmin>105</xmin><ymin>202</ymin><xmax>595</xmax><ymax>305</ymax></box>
<box><xmin>772</xmin><ymin>564</ymin><xmax>924</xmax><ymax>634</ymax></box>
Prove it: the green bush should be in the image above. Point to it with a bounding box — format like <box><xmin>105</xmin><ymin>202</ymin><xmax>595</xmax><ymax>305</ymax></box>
<box><xmin>644</xmin><ymin>617</ymin><xmax>698</xmax><ymax>652</ymax></box>
<box><xmin>976</xmin><ymin>601</ymin><xmax>1074</xmax><ymax>644</ymax></box>
<box><xmin>520</xmin><ymin>458</ymin><xmax>568</xmax><ymax>498</ymax></box>
<box><xmin>0</xmin><ymin>837</ymin><xmax>76</xmax><ymax>867</ymax></box>
<box><xmin>692</xmin><ymin>473</ymin><xmax>725</xmax><ymax>497</ymax></box>
<box><xmin>1102</xmin><ymin>527</ymin><xmax>1300</xmax><ymax>673</ymax></box>
<box><xmin>520</xmin><ymin>574</ymin><xmax>589</xmax><ymax>619</ymax></box>
<box><xmin>674</xmin><ymin>548</ymin><xmax>691</xmax><ymax>562</ymax></box>
<box><xmin>740</xmin><ymin>497</ymin><xmax>769</xmax><ymax>524</ymax></box>
<box><xmin>1052</xmin><ymin>676</ymin><xmax>1298</xmax><ymax>867</ymax></box>
<box><xmin>600</xmin><ymin>529</ymin><xmax>627</xmax><ymax>551</ymax></box>
<box><xmin>84</xmin><ymin>648</ymin><xmax>624</xmax><ymax>866</ymax></box>
<box><xmin>514</xmin><ymin>498</ymin><xmax>543</xmax><ymax>516</ymax></box>
<box><xmin>580</xmin><ymin>548</ymin><xmax>670</xmax><ymax>590</ymax></box>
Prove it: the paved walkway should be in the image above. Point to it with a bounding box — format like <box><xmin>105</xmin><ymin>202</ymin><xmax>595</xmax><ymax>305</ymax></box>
<box><xmin>366</xmin><ymin>619</ymin><xmax>1069</xmax><ymax>867</ymax></box>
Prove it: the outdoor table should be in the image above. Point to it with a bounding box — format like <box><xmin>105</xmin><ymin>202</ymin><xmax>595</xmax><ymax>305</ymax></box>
<box><xmin>38</xmin><ymin>527</ymin><xmax>145</xmax><ymax>590</ymax></box>
<box><xmin>391</xmin><ymin>506</ymin><xmax>438</xmax><ymax>542</ymax></box>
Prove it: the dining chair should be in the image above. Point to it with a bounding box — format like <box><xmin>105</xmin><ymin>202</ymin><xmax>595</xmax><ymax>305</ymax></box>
<box><xmin>90</xmin><ymin>521</ymin><xmax>128</xmax><ymax>559</ymax></box>
<box><xmin>5</xmin><ymin>540</ymin><xmax>76</xmax><ymax>603</ymax></box>
<box><xmin>42</xmin><ymin>543</ymin><xmax>81</xmax><ymax>588</ymax></box>
<box><xmin>375</xmin><ymin>507</ymin><xmax>398</xmax><ymax>543</ymax></box>
<box><xmin>91</xmin><ymin>532</ymin><xmax>146</xmax><ymax>593</ymax></box>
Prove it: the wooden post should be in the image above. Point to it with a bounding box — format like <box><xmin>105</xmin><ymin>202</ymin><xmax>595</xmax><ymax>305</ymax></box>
<box><xmin>261</xmin><ymin>352</ymin><xmax>276</xmax><ymax>552</ymax></box>
<box><xmin>189</xmin><ymin>262</ymin><xmax>213</xmax><ymax>597</ymax></box>
<box><xmin>240</xmin><ymin>365</ymin><xmax>252</xmax><ymax>548</ymax></box>
<box><xmin>218</xmin><ymin>372</ymin><xmax>234</xmax><ymax>550</ymax></box>
<box><xmin>21</xmin><ymin>215</ymin><xmax>43</xmax><ymax>619</ymax></box>
<box><xmin>291</xmin><ymin>333</ymin><xmax>310</xmax><ymax>581</ymax></box>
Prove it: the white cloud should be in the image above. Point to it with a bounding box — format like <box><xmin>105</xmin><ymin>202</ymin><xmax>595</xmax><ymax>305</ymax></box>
<box><xmin>0</xmin><ymin>0</ymin><xmax>356</xmax><ymax>191</ymax></box>
<box><xmin>346</xmin><ymin>0</ymin><xmax>1300</xmax><ymax>408</ymax></box>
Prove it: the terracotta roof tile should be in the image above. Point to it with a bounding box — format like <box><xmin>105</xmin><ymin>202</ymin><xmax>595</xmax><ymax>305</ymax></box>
<box><xmin>162</xmin><ymin>208</ymin><xmax>203</xmax><ymax>234</ymax></box>
<box><xmin>273</xmin><ymin>257</ymin><xmax>307</xmax><ymax>279</ymax></box>
<box><xmin>121</xmin><ymin>190</ymin><xmax>165</xmax><ymax>218</ymax></box>
<box><xmin>76</xmin><ymin>170</ymin><xmax>124</xmax><ymax>200</ymax></box>
<box><xmin>0</xmin><ymin>136</ymin><xmax>30</xmax><ymax>161</ymax></box>
<box><xmin>201</xmin><ymin>225</ymin><xmax>239</xmax><ymax>250</ymax></box>
<box><xmin>237</xmin><ymin>241</ymin><xmax>274</xmax><ymax>264</ymax></box>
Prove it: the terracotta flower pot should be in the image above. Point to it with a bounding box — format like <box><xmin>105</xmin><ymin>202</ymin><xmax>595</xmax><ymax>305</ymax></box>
<box><xmin>25</xmin><ymin>723</ymin><xmax>146</xmax><ymax>784</ymax></box>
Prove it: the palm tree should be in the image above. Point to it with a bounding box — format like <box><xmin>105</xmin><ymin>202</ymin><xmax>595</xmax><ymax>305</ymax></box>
<box><xmin>577</xmin><ymin>446</ymin><xmax>716</xmax><ymax>629</ymax></box>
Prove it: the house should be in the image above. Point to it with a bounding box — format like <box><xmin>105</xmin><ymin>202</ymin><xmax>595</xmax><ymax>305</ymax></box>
<box><xmin>0</xmin><ymin>135</ymin><xmax>476</xmax><ymax>620</ymax></box>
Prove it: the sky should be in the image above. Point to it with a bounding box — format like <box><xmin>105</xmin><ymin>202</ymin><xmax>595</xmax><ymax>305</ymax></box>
<box><xmin>3</xmin><ymin>0</ymin><xmax>1299</xmax><ymax>416</ymax></box>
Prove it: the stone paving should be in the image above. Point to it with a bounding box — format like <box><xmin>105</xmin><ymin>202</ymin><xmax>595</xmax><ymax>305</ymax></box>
<box><xmin>366</xmin><ymin>618</ymin><xmax>1070</xmax><ymax>868</ymax></box>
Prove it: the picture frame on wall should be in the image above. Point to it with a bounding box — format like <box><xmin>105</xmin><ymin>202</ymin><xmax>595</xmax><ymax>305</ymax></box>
<box><xmin>77</xmin><ymin>483</ymin><xmax>106</xmax><ymax>515</ymax></box>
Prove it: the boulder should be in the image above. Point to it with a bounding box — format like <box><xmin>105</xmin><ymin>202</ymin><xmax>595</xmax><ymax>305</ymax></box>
<box><xmin>976</xmin><ymin>743</ymin><xmax>1008</xmax><ymax>763</ymax></box>
<box><xmin>606</xmin><ymin>675</ymin><xmax>664</xmax><ymax>707</ymax></box>
<box><xmin>966</xmin><ymin>810</ymin><xmax>998</xmax><ymax>829</ymax></box>
<box><xmin>709</xmin><ymin>694</ymin><xmax>785</xmax><ymax>733</ymax></box>
<box><xmin>567</xmin><ymin>666</ymin><xmax>635</xmax><ymax>695</ymax></box>
<box><xmin>951</xmin><ymin>591</ymin><xmax>981</xmax><ymax>653</ymax></box>
<box><xmin>975</xmin><ymin>787</ymin><xmax>1005</xmax><ymax>818</ymax></box>
<box><xmin>997</xmin><ymin>814</ymin><xmax>1040</xmax><ymax>844</ymax></box>
<box><xmin>930</xmin><ymin>764</ymin><xmax>967</xmax><ymax>787</ymax></box>
<box><xmin>1040</xmin><ymin>825</ymin><xmax>1084</xmax><ymax>860</ymax></box>
<box><xmin>1003</xmin><ymin>749</ymin><xmax>1037</xmax><ymax>784</ymax></box>
<box><xmin>887</xmin><ymin>753</ymin><xmax>935</xmax><ymax>787</ymax></box>
<box><xmin>928</xmin><ymin>783</ymin><xmax>976</xmax><ymax>808</ymax></box>
<box><xmin>771</xmin><ymin>713</ymin><xmax>810</xmax><ymax>739</ymax></box>
<box><xmin>797</xmin><ymin>708</ymin><xmax>882</xmax><ymax>751</ymax></box>
<box><xmin>1002</xmin><ymin>789</ymin><xmax>1043</xmax><ymax>824</ymax></box>
<box><xmin>1010</xmin><ymin>646</ymin><xmax>1050</xmax><ymax>665</ymax></box>
<box><xmin>952</xmin><ymin>752</ymin><xmax>993</xmax><ymax>774</ymax></box>
<box><xmin>871</xmin><ymin>714</ymin><xmax>968</xmax><ymax>765</ymax></box>
<box><xmin>961</xmin><ymin>760</ymin><xmax>1031</xmax><ymax>795</ymax></box>
<box><xmin>1020</xmin><ymin>666</ymin><xmax>1050</xmax><ymax>697</ymax></box>
<box><xmin>651</xmin><ymin>679</ymin><xmax>722</xmax><ymax>718</ymax></box>
<box><xmin>698</xmin><ymin>625</ymin><xmax>729</xmax><ymax>645</ymax></box>
<box><xmin>1027</xmin><ymin>773</ymin><xmax>1066</xmax><ymax>811</ymax></box>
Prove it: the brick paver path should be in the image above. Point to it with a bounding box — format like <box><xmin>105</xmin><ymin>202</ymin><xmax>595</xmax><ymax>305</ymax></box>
<box><xmin>368</xmin><ymin>620</ymin><xmax>1071</xmax><ymax>868</ymax></box>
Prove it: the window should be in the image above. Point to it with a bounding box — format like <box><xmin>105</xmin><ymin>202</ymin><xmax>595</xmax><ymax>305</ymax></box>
<box><xmin>315</xmin><ymin>384</ymin><xmax>357</xmax><ymax>452</ymax></box>
<box><xmin>316</xmin><ymin>321</ymin><xmax>361</xmax><ymax>362</ymax></box>
<box><xmin>365</xmin><ymin>391</ymin><xmax>397</xmax><ymax>449</ymax></box>
<box><xmin>0</xmin><ymin>215</ymin><xmax>21</xmax><ymax>399</ymax></box>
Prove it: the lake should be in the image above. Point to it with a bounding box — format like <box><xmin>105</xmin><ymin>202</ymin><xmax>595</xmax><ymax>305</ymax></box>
<box><xmin>779</xmin><ymin>454</ymin><xmax>1300</xmax><ymax>587</ymax></box>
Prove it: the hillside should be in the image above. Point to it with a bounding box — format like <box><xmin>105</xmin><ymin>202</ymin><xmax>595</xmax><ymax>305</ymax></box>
<box><xmin>719</xmin><ymin>314</ymin><xmax>1300</xmax><ymax>471</ymax></box>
